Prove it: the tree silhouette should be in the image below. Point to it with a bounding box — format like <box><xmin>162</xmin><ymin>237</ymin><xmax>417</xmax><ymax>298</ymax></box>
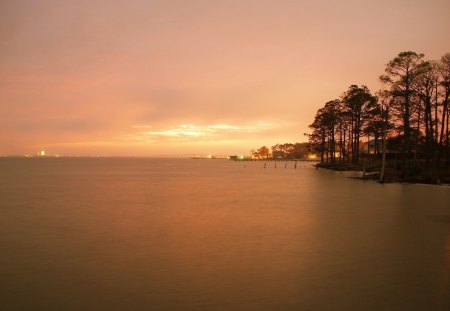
<box><xmin>380</xmin><ymin>51</ymin><xmax>424</xmax><ymax>177</ymax></box>
<box><xmin>341</xmin><ymin>85</ymin><xmax>377</xmax><ymax>164</ymax></box>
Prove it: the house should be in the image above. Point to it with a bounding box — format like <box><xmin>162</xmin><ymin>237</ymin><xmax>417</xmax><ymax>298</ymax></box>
<box><xmin>362</xmin><ymin>139</ymin><xmax>382</xmax><ymax>154</ymax></box>
<box><xmin>272</xmin><ymin>150</ymin><xmax>285</xmax><ymax>159</ymax></box>
<box><xmin>362</xmin><ymin>138</ymin><xmax>400</xmax><ymax>155</ymax></box>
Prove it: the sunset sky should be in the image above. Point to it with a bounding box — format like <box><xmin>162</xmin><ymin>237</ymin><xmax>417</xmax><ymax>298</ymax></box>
<box><xmin>1</xmin><ymin>0</ymin><xmax>450</xmax><ymax>156</ymax></box>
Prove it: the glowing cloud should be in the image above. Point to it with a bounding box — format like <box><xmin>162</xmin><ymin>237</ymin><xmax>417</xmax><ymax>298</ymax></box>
<box><xmin>127</xmin><ymin>122</ymin><xmax>278</xmax><ymax>142</ymax></box>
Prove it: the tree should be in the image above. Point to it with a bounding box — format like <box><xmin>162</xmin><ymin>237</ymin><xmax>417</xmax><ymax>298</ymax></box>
<box><xmin>376</xmin><ymin>90</ymin><xmax>393</xmax><ymax>182</ymax></box>
<box><xmin>341</xmin><ymin>85</ymin><xmax>377</xmax><ymax>164</ymax></box>
<box><xmin>323</xmin><ymin>100</ymin><xmax>341</xmax><ymax>163</ymax></box>
<box><xmin>414</xmin><ymin>60</ymin><xmax>440</xmax><ymax>166</ymax></box>
<box><xmin>306</xmin><ymin>50</ymin><xmax>450</xmax><ymax>181</ymax></box>
<box><xmin>380</xmin><ymin>51</ymin><xmax>424</xmax><ymax>176</ymax></box>
<box><xmin>438</xmin><ymin>53</ymin><xmax>450</xmax><ymax>164</ymax></box>
<box><xmin>257</xmin><ymin>146</ymin><xmax>270</xmax><ymax>159</ymax></box>
<box><xmin>307</xmin><ymin>100</ymin><xmax>341</xmax><ymax>163</ymax></box>
<box><xmin>308</xmin><ymin>107</ymin><xmax>328</xmax><ymax>163</ymax></box>
<box><xmin>292</xmin><ymin>143</ymin><xmax>310</xmax><ymax>159</ymax></box>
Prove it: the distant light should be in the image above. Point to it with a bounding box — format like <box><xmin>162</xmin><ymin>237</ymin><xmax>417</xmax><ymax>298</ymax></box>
<box><xmin>307</xmin><ymin>153</ymin><xmax>317</xmax><ymax>159</ymax></box>
<box><xmin>240</xmin><ymin>155</ymin><xmax>244</xmax><ymax>160</ymax></box>
<box><xmin>208</xmin><ymin>155</ymin><xmax>212</xmax><ymax>159</ymax></box>
<box><xmin>40</xmin><ymin>150</ymin><xmax>45</xmax><ymax>156</ymax></box>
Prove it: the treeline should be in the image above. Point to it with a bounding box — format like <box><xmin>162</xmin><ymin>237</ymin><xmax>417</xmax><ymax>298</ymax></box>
<box><xmin>308</xmin><ymin>51</ymin><xmax>450</xmax><ymax>177</ymax></box>
<box><xmin>251</xmin><ymin>142</ymin><xmax>311</xmax><ymax>159</ymax></box>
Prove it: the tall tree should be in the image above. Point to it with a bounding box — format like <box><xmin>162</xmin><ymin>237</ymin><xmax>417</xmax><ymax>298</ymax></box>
<box><xmin>363</xmin><ymin>100</ymin><xmax>384</xmax><ymax>155</ymax></box>
<box><xmin>307</xmin><ymin>100</ymin><xmax>342</xmax><ymax>163</ymax></box>
<box><xmin>380</xmin><ymin>51</ymin><xmax>424</xmax><ymax>177</ymax></box>
<box><xmin>323</xmin><ymin>99</ymin><xmax>341</xmax><ymax>163</ymax></box>
<box><xmin>438</xmin><ymin>53</ymin><xmax>450</xmax><ymax>164</ymax></box>
<box><xmin>308</xmin><ymin>108</ymin><xmax>327</xmax><ymax>163</ymax></box>
<box><xmin>376</xmin><ymin>90</ymin><xmax>393</xmax><ymax>182</ymax></box>
<box><xmin>414</xmin><ymin>60</ymin><xmax>438</xmax><ymax>166</ymax></box>
<box><xmin>341</xmin><ymin>85</ymin><xmax>376</xmax><ymax>164</ymax></box>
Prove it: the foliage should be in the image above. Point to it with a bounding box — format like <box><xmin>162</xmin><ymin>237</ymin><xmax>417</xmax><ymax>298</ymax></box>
<box><xmin>306</xmin><ymin>51</ymin><xmax>450</xmax><ymax>176</ymax></box>
<box><xmin>251</xmin><ymin>143</ymin><xmax>311</xmax><ymax>160</ymax></box>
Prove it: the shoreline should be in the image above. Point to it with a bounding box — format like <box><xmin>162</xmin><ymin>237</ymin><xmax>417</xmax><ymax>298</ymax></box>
<box><xmin>316</xmin><ymin>162</ymin><xmax>450</xmax><ymax>186</ymax></box>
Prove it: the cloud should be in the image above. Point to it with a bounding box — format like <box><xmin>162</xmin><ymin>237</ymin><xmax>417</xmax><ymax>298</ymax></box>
<box><xmin>124</xmin><ymin>121</ymin><xmax>278</xmax><ymax>143</ymax></box>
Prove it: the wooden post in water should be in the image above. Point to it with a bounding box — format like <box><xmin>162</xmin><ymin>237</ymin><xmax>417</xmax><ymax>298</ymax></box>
<box><xmin>264</xmin><ymin>162</ymin><xmax>266</xmax><ymax>169</ymax></box>
<box><xmin>285</xmin><ymin>162</ymin><xmax>288</xmax><ymax>168</ymax></box>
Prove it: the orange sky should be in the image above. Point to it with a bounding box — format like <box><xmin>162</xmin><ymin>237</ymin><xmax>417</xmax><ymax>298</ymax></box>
<box><xmin>1</xmin><ymin>0</ymin><xmax>450</xmax><ymax>156</ymax></box>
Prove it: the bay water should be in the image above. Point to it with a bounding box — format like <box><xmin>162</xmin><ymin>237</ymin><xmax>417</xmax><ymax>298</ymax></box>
<box><xmin>1</xmin><ymin>158</ymin><xmax>449</xmax><ymax>310</ymax></box>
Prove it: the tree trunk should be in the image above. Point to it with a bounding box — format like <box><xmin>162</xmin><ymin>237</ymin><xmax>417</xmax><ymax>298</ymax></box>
<box><xmin>374</xmin><ymin>133</ymin><xmax>379</xmax><ymax>156</ymax></box>
<box><xmin>402</xmin><ymin>101</ymin><xmax>409</xmax><ymax>178</ymax></box>
<box><xmin>439</xmin><ymin>91</ymin><xmax>449</xmax><ymax>166</ymax></box>
<box><xmin>416</xmin><ymin>98</ymin><xmax>421</xmax><ymax>165</ymax></box>
<box><xmin>380</xmin><ymin>121</ymin><xmax>387</xmax><ymax>183</ymax></box>
<box><xmin>434</xmin><ymin>82</ymin><xmax>439</xmax><ymax>166</ymax></box>
<box><xmin>355</xmin><ymin>112</ymin><xmax>361</xmax><ymax>164</ymax></box>
<box><xmin>347</xmin><ymin>126</ymin><xmax>351</xmax><ymax>163</ymax></box>
<box><xmin>321</xmin><ymin>129</ymin><xmax>325</xmax><ymax>163</ymax></box>
<box><xmin>425</xmin><ymin>97</ymin><xmax>431</xmax><ymax>167</ymax></box>
<box><xmin>447</xmin><ymin>103</ymin><xmax>450</xmax><ymax>164</ymax></box>
<box><xmin>403</xmin><ymin>69</ymin><xmax>412</xmax><ymax>178</ymax></box>
<box><xmin>339</xmin><ymin>124</ymin><xmax>343</xmax><ymax>163</ymax></box>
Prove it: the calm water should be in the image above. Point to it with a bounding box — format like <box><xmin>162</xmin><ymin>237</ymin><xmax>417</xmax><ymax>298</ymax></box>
<box><xmin>1</xmin><ymin>158</ymin><xmax>449</xmax><ymax>310</ymax></box>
